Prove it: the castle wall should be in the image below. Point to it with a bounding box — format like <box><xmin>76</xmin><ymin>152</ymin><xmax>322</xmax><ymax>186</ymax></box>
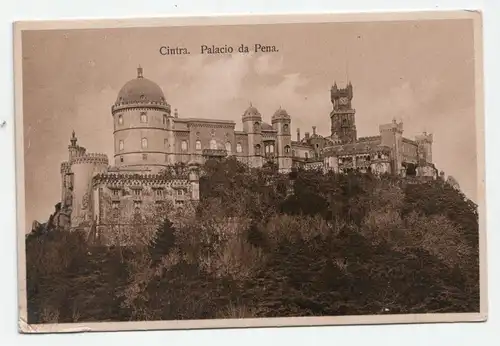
<box><xmin>401</xmin><ymin>139</ymin><xmax>418</xmax><ymax>163</ymax></box>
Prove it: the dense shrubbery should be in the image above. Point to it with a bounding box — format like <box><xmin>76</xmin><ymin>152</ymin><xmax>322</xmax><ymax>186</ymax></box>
<box><xmin>25</xmin><ymin>157</ymin><xmax>480</xmax><ymax>323</ymax></box>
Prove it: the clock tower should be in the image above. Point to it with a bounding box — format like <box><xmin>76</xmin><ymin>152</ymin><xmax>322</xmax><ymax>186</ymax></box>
<box><xmin>330</xmin><ymin>81</ymin><xmax>357</xmax><ymax>144</ymax></box>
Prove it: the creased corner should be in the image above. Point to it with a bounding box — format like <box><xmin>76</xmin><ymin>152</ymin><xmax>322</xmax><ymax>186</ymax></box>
<box><xmin>18</xmin><ymin>316</ymin><xmax>37</xmax><ymax>334</ymax></box>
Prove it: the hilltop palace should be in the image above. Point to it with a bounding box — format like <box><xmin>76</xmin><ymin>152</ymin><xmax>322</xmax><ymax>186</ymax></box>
<box><xmin>53</xmin><ymin>66</ymin><xmax>441</xmax><ymax>235</ymax></box>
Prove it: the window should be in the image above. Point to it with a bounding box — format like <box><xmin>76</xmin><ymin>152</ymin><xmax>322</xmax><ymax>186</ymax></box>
<box><xmin>316</xmin><ymin>144</ymin><xmax>319</xmax><ymax>149</ymax></box>
<box><xmin>270</xmin><ymin>144</ymin><xmax>274</xmax><ymax>153</ymax></box>
<box><xmin>305</xmin><ymin>152</ymin><xmax>309</xmax><ymax>159</ymax></box>
<box><xmin>225</xmin><ymin>142</ymin><xmax>232</xmax><ymax>154</ymax></box>
<box><xmin>255</xmin><ymin>144</ymin><xmax>261</xmax><ymax>155</ymax></box>
<box><xmin>120</xmin><ymin>156</ymin><xmax>124</xmax><ymax>163</ymax></box>
<box><xmin>254</xmin><ymin>122</ymin><xmax>260</xmax><ymax>132</ymax></box>
<box><xmin>177</xmin><ymin>189</ymin><xmax>183</xmax><ymax>196</ymax></box>
<box><xmin>140</xmin><ymin>112</ymin><xmax>148</xmax><ymax>123</ymax></box>
<box><xmin>209</xmin><ymin>139</ymin><xmax>217</xmax><ymax>150</ymax></box>
<box><xmin>112</xmin><ymin>189</ymin><xmax>119</xmax><ymax>196</ymax></box>
<box><xmin>283</xmin><ymin>124</ymin><xmax>289</xmax><ymax>133</ymax></box>
<box><xmin>236</xmin><ymin>143</ymin><xmax>242</xmax><ymax>153</ymax></box>
<box><xmin>292</xmin><ymin>149</ymin><xmax>295</xmax><ymax>157</ymax></box>
<box><xmin>119</xmin><ymin>140</ymin><xmax>124</xmax><ymax>151</ymax></box>
<box><xmin>163</xmin><ymin>114</ymin><xmax>168</xmax><ymax>125</ymax></box>
<box><xmin>155</xmin><ymin>189</ymin><xmax>163</xmax><ymax>197</ymax></box>
<box><xmin>181</xmin><ymin>140</ymin><xmax>188</xmax><ymax>151</ymax></box>
<box><xmin>142</xmin><ymin>153</ymin><xmax>148</xmax><ymax>161</ymax></box>
<box><xmin>195</xmin><ymin>140</ymin><xmax>202</xmax><ymax>150</ymax></box>
<box><xmin>141</xmin><ymin>138</ymin><xmax>148</xmax><ymax>149</ymax></box>
<box><xmin>133</xmin><ymin>189</ymin><xmax>141</xmax><ymax>196</ymax></box>
<box><xmin>285</xmin><ymin>145</ymin><xmax>291</xmax><ymax>154</ymax></box>
<box><xmin>118</xmin><ymin>114</ymin><xmax>123</xmax><ymax>125</ymax></box>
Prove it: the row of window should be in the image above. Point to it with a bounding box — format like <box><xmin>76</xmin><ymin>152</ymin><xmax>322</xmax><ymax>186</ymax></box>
<box><xmin>118</xmin><ymin>138</ymin><xmax>245</xmax><ymax>153</ymax></box>
<box><xmin>117</xmin><ymin>112</ymin><xmax>169</xmax><ymax>125</ymax></box>
<box><xmin>117</xmin><ymin>114</ymin><xmax>291</xmax><ymax>135</ymax></box>
<box><xmin>111</xmin><ymin>188</ymin><xmax>185</xmax><ymax>197</ymax></box>
<box><xmin>112</xmin><ymin>199</ymin><xmax>185</xmax><ymax>210</ymax></box>
<box><xmin>117</xmin><ymin>141</ymin><xmax>292</xmax><ymax>157</ymax></box>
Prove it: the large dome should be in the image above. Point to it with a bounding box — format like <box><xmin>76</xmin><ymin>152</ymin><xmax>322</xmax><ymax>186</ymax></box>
<box><xmin>115</xmin><ymin>67</ymin><xmax>166</xmax><ymax>104</ymax></box>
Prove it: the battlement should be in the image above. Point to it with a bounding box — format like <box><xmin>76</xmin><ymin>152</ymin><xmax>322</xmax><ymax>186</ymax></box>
<box><xmin>415</xmin><ymin>132</ymin><xmax>433</xmax><ymax>143</ymax></box>
<box><xmin>379</xmin><ymin>120</ymin><xmax>403</xmax><ymax>133</ymax></box>
<box><xmin>111</xmin><ymin>100</ymin><xmax>171</xmax><ymax>114</ymax></box>
<box><xmin>71</xmin><ymin>153</ymin><xmax>109</xmax><ymax>165</ymax></box>
<box><xmin>358</xmin><ymin>135</ymin><xmax>381</xmax><ymax>142</ymax></box>
<box><xmin>92</xmin><ymin>172</ymin><xmax>190</xmax><ymax>187</ymax></box>
<box><xmin>330</xmin><ymin>82</ymin><xmax>353</xmax><ymax>100</ymax></box>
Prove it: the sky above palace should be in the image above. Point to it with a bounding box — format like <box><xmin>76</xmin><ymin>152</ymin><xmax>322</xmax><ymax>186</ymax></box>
<box><xmin>21</xmin><ymin>18</ymin><xmax>478</xmax><ymax>227</ymax></box>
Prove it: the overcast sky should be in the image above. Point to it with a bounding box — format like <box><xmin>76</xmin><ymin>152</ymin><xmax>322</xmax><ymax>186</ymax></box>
<box><xmin>21</xmin><ymin>18</ymin><xmax>478</xmax><ymax>227</ymax></box>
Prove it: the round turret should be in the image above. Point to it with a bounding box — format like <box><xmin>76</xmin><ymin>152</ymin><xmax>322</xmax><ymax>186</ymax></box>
<box><xmin>112</xmin><ymin>66</ymin><xmax>173</xmax><ymax>172</ymax></box>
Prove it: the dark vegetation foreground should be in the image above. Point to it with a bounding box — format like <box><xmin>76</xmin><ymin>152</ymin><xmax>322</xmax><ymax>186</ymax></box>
<box><xmin>25</xmin><ymin>158</ymin><xmax>480</xmax><ymax>323</ymax></box>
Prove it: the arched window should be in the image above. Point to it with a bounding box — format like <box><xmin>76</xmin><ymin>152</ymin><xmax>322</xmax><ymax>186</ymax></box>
<box><xmin>120</xmin><ymin>156</ymin><xmax>124</xmax><ymax>163</ymax></box>
<box><xmin>210</xmin><ymin>139</ymin><xmax>217</xmax><ymax>150</ymax></box>
<box><xmin>253</xmin><ymin>122</ymin><xmax>260</xmax><ymax>132</ymax></box>
<box><xmin>181</xmin><ymin>140</ymin><xmax>188</xmax><ymax>151</ymax></box>
<box><xmin>119</xmin><ymin>140</ymin><xmax>124</xmax><ymax>151</ymax></box>
<box><xmin>141</xmin><ymin>138</ymin><xmax>148</xmax><ymax>149</ymax></box>
<box><xmin>195</xmin><ymin>140</ymin><xmax>202</xmax><ymax>150</ymax></box>
<box><xmin>305</xmin><ymin>152</ymin><xmax>308</xmax><ymax>159</ymax></box>
<box><xmin>118</xmin><ymin>114</ymin><xmax>123</xmax><ymax>125</ymax></box>
<box><xmin>285</xmin><ymin>145</ymin><xmax>291</xmax><ymax>154</ymax></box>
<box><xmin>270</xmin><ymin>144</ymin><xmax>275</xmax><ymax>153</ymax></box>
<box><xmin>225</xmin><ymin>142</ymin><xmax>232</xmax><ymax>154</ymax></box>
<box><xmin>292</xmin><ymin>149</ymin><xmax>295</xmax><ymax>157</ymax></box>
<box><xmin>236</xmin><ymin>143</ymin><xmax>242</xmax><ymax>153</ymax></box>
<box><xmin>140</xmin><ymin>112</ymin><xmax>148</xmax><ymax>123</ymax></box>
<box><xmin>255</xmin><ymin>144</ymin><xmax>261</xmax><ymax>155</ymax></box>
<box><xmin>163</xmin><ymin>114</ymin><xmax>168</xmax><ymax>125</ymax></box>
<box><xmin>283</xmin><ymin>123</ymin><xmax>289</xmax><ymax>133</ymax></box>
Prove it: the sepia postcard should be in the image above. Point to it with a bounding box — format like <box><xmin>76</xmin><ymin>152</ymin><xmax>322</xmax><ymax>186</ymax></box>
<box><xmin>13</xmin><ymin>10</ymin><xmax>487</xmax><ymax>334</ymax></box>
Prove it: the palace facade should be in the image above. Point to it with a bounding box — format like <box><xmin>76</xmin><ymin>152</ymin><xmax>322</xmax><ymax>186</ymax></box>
<box><xmin>55</xmin><ymin>66</ymin><xmax>439</xmax><ymax>238</ymax></box>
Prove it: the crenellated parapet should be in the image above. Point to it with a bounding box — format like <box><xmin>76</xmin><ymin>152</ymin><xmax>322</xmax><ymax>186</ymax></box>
<box><xmin>111</xmin><ymin>101</ymin><xmax>171</xmax><ymax>114</ymax></box>
<box><xmin>92</xmin><ymin>172</ymin><xmax>190</xmax><ymax>187</ymax></box>
<box><xmin>71</xmin><ymin>153</ymin><xmax>109</xmax><ymax>165</ymax></box>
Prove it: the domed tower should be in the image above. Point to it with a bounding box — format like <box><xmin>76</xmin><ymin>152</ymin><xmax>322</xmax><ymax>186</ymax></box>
<box><xmin>242</xmin><ymin>104</ymin><xmax>263</xmax><ymax>168</ymax></box>
<box><xmin>272</xmin><ymin>107</ymin><xmax>292</xmax><ymax>173</ymax></box>
<box><xmin>111</xmin><ymin>66</ymin><xmax>172</xmax><ymax>172</ymax></box>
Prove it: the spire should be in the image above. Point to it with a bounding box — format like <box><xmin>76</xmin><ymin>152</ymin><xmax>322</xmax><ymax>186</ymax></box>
<box><xmin>70</xmin><ymin>130</ymin><xmax>77</xmax><ymax>146</ymax></box>
<box><xmin>137</xmin><ymin>65</ymin><xmax>143</xmax><ymax>78</ymax></box>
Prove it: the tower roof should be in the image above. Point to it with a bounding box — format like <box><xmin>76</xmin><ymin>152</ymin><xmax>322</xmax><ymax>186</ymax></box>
<box><xmin>272</xmin><ymin>107</ymin><xmax>290</xmax><ymax>121</ymax></box>
<box><xmin>243</xmin><ymin>103</ymin><xmax>261</xmax><ymax>118</ymax></box>
<box><xmin>115</xmin><ymin>66</ymin><xmax>166</xmax><ymax>104</ymax></box>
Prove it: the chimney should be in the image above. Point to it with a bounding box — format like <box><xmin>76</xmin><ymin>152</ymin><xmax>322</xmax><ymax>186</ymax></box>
<box><xmin>312</xmin><ymin>126</ymin><xmax>316</xmax><ymax>136</ymax></box>
<box><xmin>296</xmin><ymin>128</ymin><xmax>300</xmax><ymax>142</ymax></box>
<box><xmin>305</xmin><ymin>132</ymin><xmax>310</xmax><ymax>140</ymax></box>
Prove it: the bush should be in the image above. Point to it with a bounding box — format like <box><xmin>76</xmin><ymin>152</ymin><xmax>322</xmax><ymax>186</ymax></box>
<box><xmin>26</xmin><ymin>158</ymin><xmax>480</xmax><ymax>322</ymax></box>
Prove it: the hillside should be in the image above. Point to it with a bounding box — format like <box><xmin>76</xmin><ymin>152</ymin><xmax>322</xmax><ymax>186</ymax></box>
<box><xmin>25</xmin><ymin>157</ymin><xmax>480</xmax><ymax>323</ymax></box>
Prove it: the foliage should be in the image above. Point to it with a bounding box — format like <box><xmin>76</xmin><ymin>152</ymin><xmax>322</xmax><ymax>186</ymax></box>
<box><xmin>26</xmin><ymin>158</ymin><xmax>480</xmax><ymax>323</ymax></box>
